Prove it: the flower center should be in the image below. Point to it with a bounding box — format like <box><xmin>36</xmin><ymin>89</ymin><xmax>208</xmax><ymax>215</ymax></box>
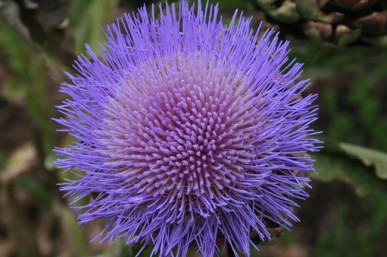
<box><xmin>101</xmin><ymin>53</ymin><xmax>258</xmax><ymax>207</ymax></box>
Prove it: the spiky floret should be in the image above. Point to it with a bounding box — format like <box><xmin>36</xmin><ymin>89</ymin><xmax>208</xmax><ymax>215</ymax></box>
<box><xmin>55</xmin><ymin>1</ymin><xmax>320</xmax><ymax>256</ymax></box>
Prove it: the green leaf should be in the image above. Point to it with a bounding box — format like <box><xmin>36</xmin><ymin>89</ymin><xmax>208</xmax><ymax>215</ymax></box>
<box><xmin>311</xmin><ymin>138</ymin><xmax>387</xmax><ymax>196</ymax></box>
<box><xmin>312</xmin><ymin>152</ymin><xmax>386</xmax><ymax>196</ymax></box>
<box><xmin>338</xmin><ymin>142</ymin><xmax>387</xmax><ymax>179</ymax></box>
<box><xmin>70</xmin><ymin>0</ymin><xmax>118</xmax><ymax>54</ymax></box>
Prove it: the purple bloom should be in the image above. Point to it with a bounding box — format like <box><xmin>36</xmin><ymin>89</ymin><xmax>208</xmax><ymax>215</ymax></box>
<box><xmin>55</xmin><ymin>1</ymin><xmax>320</xmax><ymax>256</ymax></box>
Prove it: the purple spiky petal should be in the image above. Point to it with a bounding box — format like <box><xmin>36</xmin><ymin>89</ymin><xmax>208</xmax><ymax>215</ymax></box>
<box><xmin>55</xmin><ymin>1</ymin><xmax>321</xmax><ymax>256</ymax></box>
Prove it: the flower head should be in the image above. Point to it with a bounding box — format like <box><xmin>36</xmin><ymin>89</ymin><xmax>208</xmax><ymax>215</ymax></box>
<box><xmin>55</xmin><ymin>1</ymin><xmax>320</xmax><ymax>256</ymax></box>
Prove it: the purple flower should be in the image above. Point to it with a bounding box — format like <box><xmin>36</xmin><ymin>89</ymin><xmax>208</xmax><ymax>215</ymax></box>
<box><xmin>55</xmin><ymin>1</ymin><xmax>320</xmax><ymax>256</ymax></box>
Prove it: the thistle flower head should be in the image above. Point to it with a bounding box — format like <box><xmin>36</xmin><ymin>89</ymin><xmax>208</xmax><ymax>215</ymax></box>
<box><xmin>55</xmin><ymin>1</ymin><xmax>320</xmax><ymax>256</ymax></box>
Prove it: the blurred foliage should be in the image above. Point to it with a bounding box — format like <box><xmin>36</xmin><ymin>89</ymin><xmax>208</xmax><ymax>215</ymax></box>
<box><xmin>0</xmin><ymin>0</ymin><xmax>386</xmax><ymax>257</ymax></box>
<box><xmin>70</xmin><ymin>0</ymin><xmax>118</xmax><ymax>54</ymax></box>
